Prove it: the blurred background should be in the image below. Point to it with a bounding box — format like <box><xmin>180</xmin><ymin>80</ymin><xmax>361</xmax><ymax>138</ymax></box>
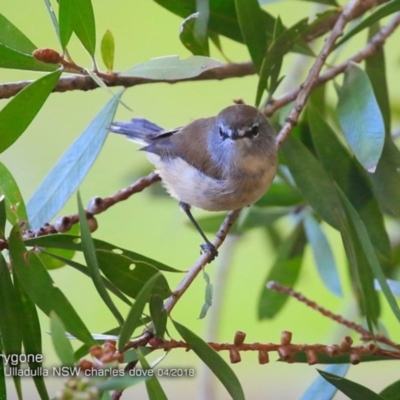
<box><xmin>1</xmin><ymin>0</ymin><xmax>400</xmax><ymax>398</ymax></box>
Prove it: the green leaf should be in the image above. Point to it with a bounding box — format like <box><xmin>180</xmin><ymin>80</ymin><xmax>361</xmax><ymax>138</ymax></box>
<box><xmin>124</xmin><ymin>55</ymin><xmax>223</xmax><ymax>80</ymax></box>
<box><xmin>137</xmin><ymin>349</ymin><xmax>168</xmax><ymax>400</ymax></box>
<box><xmin>303</xmin><ymin>213</ymin><xmax>342</xmax><ymax>297</ymax></box>
<box><xmin>77</xmin><ymin>192</ymin><xmax>124</xmax><ymax>326</ymax></box>
<box><xmin>199</xmin><ymin>269</ymin><xmax>213</xmax><ymax>319</ymax></box>
<box><xmin>149</xmin><ymin>295</ymin><xmax>167</xmax><ymax>339</ymax></box>
<box><xmin>179</xmin><ymin>12</ymin><xmax>210</xmax><ymax>56</ymax></box>
<box><xmin>379</xmin><ymin>378</ymin><xmax>400</xmax><ymax>400</ymax></box>
<box><xmin>71</xmin><ymin>0</ymin><xmax>96</xmax><ymax>57</ymax></box>
<box><xmin>50</xmin><ymin>311</ymin><xmax>75</xmax><ymax>366</ymax></box>
<box><xmin>0</xmin><ymin>162</ymin><xmax>28</xmax><ymax>226</ymax></box>
<box><xmin>318</xmin><ymin>369</ymin><xmax>385</xmax><ymax>400</ymax></box>
<box><xmin>281</xmin><ymin>134</ymin><xmax>345</xmax><ymax>229</ymax></box>
<box><xmin>59</xmin><ymin>0</ymin><xmax>75</xmax><ymax>49</ymax></box>
<box><xmin>0</xmin><ymin>196</ymin><xmax>5</xmax><ymax>239</ymax></box>
<box><xmin>26</xmin><ymin>91</ymin><xmax>122</xmax><ymax>229</ymax></box>
<box><xmin>42</xmin><ymin>250</ymin><xmax>132</xmax><ymax>306</ymax></box>
<box><xmin>336</xmin><ymin>63</ymin><xmax>385</xmax><ymax>172</ymax></box>
<box><xmin>0</xmin><ymin>253</ymin><xmax>23</xmax><ymax>355</ymax></box>
<box><xmin>256</xmin><ymin>180</ymin><xmax>303</xmax><ymax>207</ymax></box>
<box><xmin>9</xmin><ymin>225</ymin><xmax>96</xmax><ymax>345</ymax></box>
<box><xmin>0</xmin><ymin>360</ymin><xmax>5</xmax><ymax>400</ymax></box>
<box><xmin>368</xmin><ymin>139</ymin><xmax>400</xmax><ymax>218</ymax></box>
<box><xmin>101</xmin><ymin>30</ymin><xmax>115</xmax><ymax>72</ymax></box>
<box><xmin>13</xmin><ymin>276</ymin><xmax>50</xmax><ymax>400</ymax></box>
<box><xmin>173</xmin><ymin>320</ymin><xmax>244</xmax><ymax>400</ymax></box>
<box><xmin>301</xmin><ymin>364</ymin><xmax>349</xmax><ymax>400</ymax></box>
<box><xmin>153</xmin><ymin>0</ymin><xmax>276</xmax><ymax>44</ymax></box>
<box><xmin>336</xmin><ymin>0</ymin><xmax>400</xmax><ymax>48</ymax></box>
<box><xmin>258</xmin><ymin>223</ymin><xmax>306</xmax><ymax>319</ymax></box>
<box><xmin>307</xmin><ymin>104</ymin><xmax>391</xmax><ymax>264</ymax></box>
<box><xmin>24</xmin><ymin>234</ymin><xmax>182</xmax><ymax>273</ymax></box>
<box><xmin>234</xmin><ymin>0</ymin><xmax>267</xmax><ymax>70</ymax></box>
<box><xmin>0</xmin><ymin>71</ymin><xmax>61</xmax><ymax>154</ymax></box>
<box><xmin>97</xmin><ymin>250</ymin><xmax>171</xmax><ymax>300</ymax></box>
<box><xmin>0</xmin><ymin>13</ymin><xmax>36</xmax><ymax>53</ymax></box>
<box><xmin>365</xmin><ymin>23</ymin><xmax>391</xmax><ymax>134</ymax></box>
<box><xmin>59</xmin><ymin>0</ymin><xmax>96</xmax><ymax>56</ymax></box>
<box><xmin>256</xmin><ymin>18</ymin><xmax>310</xmax><ymax>105</ymax></box>
<box><xmin>118</xmin><ymin>273</ymin><xmax>162</xmax><ymax>351</ymax></box>
<box><xmin>0</xmin><ymin>44</ymin><xmax>58</xmax><ymax>71</ymax></box>
<box><xmin>0</xmin><ymin>14</ymin><xmax>57</xmax><ymax>71</ymax></box>
<box><xmin>338</xmin><ymin>189</ymin><xmax>400</xmax><ymax>323</ymax></box>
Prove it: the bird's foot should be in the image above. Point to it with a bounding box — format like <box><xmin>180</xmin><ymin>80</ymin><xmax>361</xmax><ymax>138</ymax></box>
<box><xmin>200</xmin><ymin>242</ymin><xmax>218</xmax><ymax>262</ymax></box>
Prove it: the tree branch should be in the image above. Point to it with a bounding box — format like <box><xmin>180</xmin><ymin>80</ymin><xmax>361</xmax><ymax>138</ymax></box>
<box><xmin>275</xmin><ymin>0</ymin><xmax>367</xmax><ymax>147</ymax></box>
<box><xmin>265</xmin><ymin>11</ymin><xmax>400</xmax><ymax>117</ymax></box>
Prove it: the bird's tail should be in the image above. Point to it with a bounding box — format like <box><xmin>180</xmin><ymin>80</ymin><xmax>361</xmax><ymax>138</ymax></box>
<box><xmin>109</xmin><ymin>118</ymin><xmax>164</xmax><ymax>145</ymax></box>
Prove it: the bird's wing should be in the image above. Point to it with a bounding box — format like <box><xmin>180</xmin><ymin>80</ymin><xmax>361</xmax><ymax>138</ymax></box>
<box><xmin>141</xmin><ymin>117</ymin><xmax>224</xmax><ymax>180</ymax></box>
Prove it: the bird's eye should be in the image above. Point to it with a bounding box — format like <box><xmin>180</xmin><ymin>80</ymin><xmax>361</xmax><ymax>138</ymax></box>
<box><xmin>246</xmin><ymin>125</ymin><xmax>259</xmax><ymax>138</ymax></box>
<box><xmin>219</xmin><ymin>126</ymin><xmax>228</xmax><ymax>140</ymax></box>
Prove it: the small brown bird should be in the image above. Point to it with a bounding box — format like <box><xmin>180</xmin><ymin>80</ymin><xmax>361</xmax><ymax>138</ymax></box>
<box><xmin>111</xmin><ymin>104</ymin><xmax>278</xmax><ymax>259</ymax></box>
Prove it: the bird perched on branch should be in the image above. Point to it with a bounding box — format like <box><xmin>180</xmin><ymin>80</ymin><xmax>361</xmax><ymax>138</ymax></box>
<box><xmin>110</xmin><ymin>104</ymin><xmax>278</xmax><ymax>260</ymax></box>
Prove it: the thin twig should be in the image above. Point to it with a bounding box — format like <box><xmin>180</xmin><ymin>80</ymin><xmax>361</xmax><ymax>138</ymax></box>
<box><xmin>265</xmin><ymin>12</ymin><xmax>400</xmax><ymax>117</ymax></box>
<box><xmin>275</xmin><ymin>0</ymin><xmax>366</xmax><ymax>147</ymax></box>
<box><xmin>267</xmin><ymin>281</ymin><xmax>400</xmax><ymax>351</ymax></box>
<box><xmin>22</xmin><ymin>172</ymin><xmax>160</xmax><ymax>239</ymax></box>
<box><xmin>0</xmin><ymin>0</ymin><xmax>388</xmax><ymax>101</ymax></box>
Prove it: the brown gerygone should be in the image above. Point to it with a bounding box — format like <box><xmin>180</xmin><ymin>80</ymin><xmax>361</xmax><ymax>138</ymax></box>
<box><xmin>110</xmin><ymin>104</ymin><xmax>278</xmax><ymax>260</ymax></box>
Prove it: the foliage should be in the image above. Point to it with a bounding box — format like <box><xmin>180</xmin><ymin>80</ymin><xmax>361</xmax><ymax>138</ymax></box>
<box><xmin>0</xmin><ymin>0</ymin><xmax>400</xmax><ymax>399</ymax></box>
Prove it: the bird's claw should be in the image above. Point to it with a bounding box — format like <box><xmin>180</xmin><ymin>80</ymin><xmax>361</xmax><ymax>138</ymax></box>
<box><xmin>200</xmin><ymin>242</ymin><xmax>218</xmax><ymax>262</ymax></box>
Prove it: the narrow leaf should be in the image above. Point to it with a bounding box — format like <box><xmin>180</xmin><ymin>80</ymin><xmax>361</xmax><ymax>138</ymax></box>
<box><xmin>77</xmin><ymin>192</ymin><xmax>124</xmax><ymax>325</ymax></box>
<box><xmin>9</xmin><ymin>225</ymin><xmax>96</xmax><ymax>345</ymax></box>
<box><xmin>336</xmin><ymin>0</ymin><xmax>400</xmax><ymax>48</ymax></box>
<box><xmin>24</xmin><ymin>234</ymin><xmax>181</xmax><ymax>273</ymax></box>
<box><xmin>0</xmin><ymin>162</ymin><xmax>28</xmax><ymax>226</ymax></box>
<box><xmin>338</xmin><ymin>189</ymin><xmax>400</xmax><ymax>322</ymax></box>
<box><xmin>180</xmin><ymin>13</ymin><xmax>210</xmax><ymax>56</ymax></box>
<box><xmin>336</xmin><ymin>63</ymin><xmax>385</xmax><ymax>172</ymax></box>
<box><xmin>124</xmin><ymin>56</ymin><xmax>223</xmax><ymax>80</ymax></box>
<box><xmin>154</xmin><ymin>0</ymin><xmax>276</xmax><ymax>44</ymax></box>
<box><xmin>234</xmin><ymin>0</ymin><xmax>267</xmax><ymax>69</ymax></box>
<box><xmin>42</xmin><ymin>250</ymin><xmax>132</xmax><ymax>305</ymax></box>
<box><xmin>118</xmin><ymin>273</ymin><xmax>162</xmax><ymax>351</ymax></box>
<box><xmin>301</xmin><ymin>364</ymin><xmax>350</xmax><ymax>400</ymax></box>
<box><xmin>0</xmin><ymin>71</ymin><xmax>61</xmax><ymax>154</ymax></box>
<box><xmin>318</xmin><ymin>369</ymin><xmax>385</xmax><ymax>400</ymax></box>
<box><xmin>173</xmin><ymin>320</ymin><xmax>245</xmax><ymax>400</ymax></box>
<box><xmin>368</xmin><ymin>139</ymin><xmax>400</xmax><ymax>218</ymax></box>
<box><xmin>365</xmin><ymin>23</ymin><xmax>391</xmax><ymax>134</ymax></box>
<box><xmin>0</xmin><ymin>253</ymin><xmax>23</xmax><ymax>355</ymax></box>
<box><xmin>281</xmin><ymin>134</ymin><xmax>344</xmax><ymax>229</ymax></box>
<box><xmin>50</xmin><ymin>312</ymin><xmax>75</xmax><ymax>366</ymax></box>
<box><xmin>374</xmin><ymin>279</ymin><xmax>400</xmax><ymax>297</ymax></box>
<box><xmin>308</xmin><ymin>104</ymin><xmax>391</xmax><ymax>263</ymax></box>
<box><xmin>14</xmin><ymin>276</ymin><xmax>50</xmax><ymax>400</ymax></box>
<box><xmin>149</xmin><ymin>295</ymin><xmax>167</xmax><ymax>339</ymax></box>
<box><xmin>101</xmin><ymin>30</ymin><xmax>115</xmax><ymax>72</ymax></box>
<box><xmin>258</xmin><ymin>223</ymin><xmax>306</xmax><ymax>319</ymax></box>
<box><xmin>97</xmin><ymin>375</ymin><xmax>148</xmax><ymax>391</ymax></box>
<box><xmin>27</xmin><ymin>91</ymin><xmax>122</xmax><ymax>228</ymax></box>
<box><xmin>43</xmin><ymin>0</ymin><xmax>61</xmax><ymax>45</ymax></box>
<box><xmin>303</xmin><ymin>213</ymin><xmax>342</xmax><ymax>297</ymax></box>
<box><xmin>380</xmin><ymin>378</ymin><xmax>400</xmax><ymax>400</ymax></box>
<box><xmin>137</xmin><ymin>349</ymin><xmax>168</xmax><ymax>400</ymax></box>
<box><xmin>71</xmin><ymin>0</ymin><xmax>96</xmax><ymax>57</ymax></box>
<box><xmin>0</xmin><ymin>196</ymin><xmax>5</xmax><ymax>239</ymax></box>
<box><xmin>59</xmin><ymin>0</ymin><xmax>75</xmax><ymax>48</ymax></box>
<box><xmin>0</xmin><ymin>13</ymin><xmax>36</xmax><ymax>53</ymax></box>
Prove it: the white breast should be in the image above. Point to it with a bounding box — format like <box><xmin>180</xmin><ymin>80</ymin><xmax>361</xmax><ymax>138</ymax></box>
<box><xmin>147</xmin><ymin>153</ymin><xmax>276</xmax><ymax>211</ymax></box>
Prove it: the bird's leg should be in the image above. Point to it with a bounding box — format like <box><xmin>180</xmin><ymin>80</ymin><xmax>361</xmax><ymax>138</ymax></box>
<box><xmin>179</xmin><ymin>201</ymin><xmax>218</xmax><ymax>261</ymax></box>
